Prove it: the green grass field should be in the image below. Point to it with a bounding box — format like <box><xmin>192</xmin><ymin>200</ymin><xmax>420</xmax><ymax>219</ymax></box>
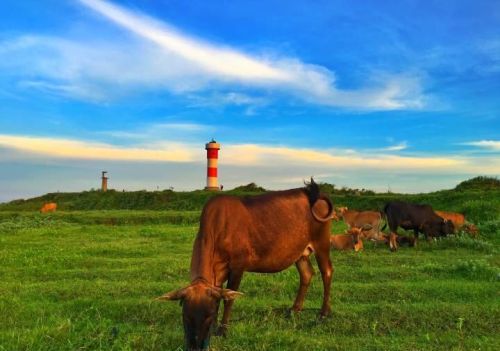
<box><xmin>0</xmin><ymin>209</ymin><xmax>498</xmax><ymax>351</ymax></box>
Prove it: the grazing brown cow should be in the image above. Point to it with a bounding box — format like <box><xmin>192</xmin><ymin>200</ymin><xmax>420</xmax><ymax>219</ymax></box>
<box><xmin>435</xmin><ymin>210</ymin><xmax>465</xmax><ymax>232</ymax></box>
<box><xmin>330</xmin><ymin>227</ymin><xmax>368</xmax><ymax>252</ymax></box>
<box><xmin>40</xmin><ymin>202</ymin><xmax>57</xmax><ymax>213</ymax></box>
<box><xmin>158</xmin><ymin>179</ymin><xmax>335</xmax><ymax>350</ymax></box>
<box><xmin>337</xmin><ymin>207</ymin><xmax>385</xmax><ymax>241</ymax></box>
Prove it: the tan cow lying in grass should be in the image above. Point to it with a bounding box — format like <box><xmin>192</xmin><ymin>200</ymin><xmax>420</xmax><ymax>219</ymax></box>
<box><xmin>40</xmin><ymin>202</ymin><xmax>57</xmax><ymax>213</ymax></box>
<box><xmin>330</xmin><ymin>226</ymin><xmax>373</xmax><ymax>251</ymax></box>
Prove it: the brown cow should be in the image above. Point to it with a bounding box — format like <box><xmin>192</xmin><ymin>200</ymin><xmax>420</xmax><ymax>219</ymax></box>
<box><xmin>435</xmin><ymin>210</ymin><xmax>465</xmax><ymax>232</ymax></box>
<box><xmin>337</xmin><ymin>207</ymin><xmax>385</xmax><ymax>241</ymax></box>
<box><xmin>40</xmin><ymin>202</ymin><xmax>57</xmax><ymax>213</ymax></box>
<box><xmin>157</xmin><ymin>179</ymin><xmax>335</xmax><ymax>350</ymax></box>
<box><xmin>330</xmin><ymin>227</ymin><xmax>368</xmax><ymax>252</ymax></box>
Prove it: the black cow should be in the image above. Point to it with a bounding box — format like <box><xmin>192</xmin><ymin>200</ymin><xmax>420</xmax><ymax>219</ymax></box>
<box><xmin>383</xmin><ymin>201</ymin><xmax>454</xmax><ymax>251</ymax></box>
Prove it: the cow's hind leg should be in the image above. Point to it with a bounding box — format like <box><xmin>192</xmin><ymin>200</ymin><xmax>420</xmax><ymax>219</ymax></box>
<box><xmin>315</xmin><ymin>246</ymin><xmax>333</xmax><ymax>318</ymax></box>
<box><xmin>215</xmin><ymin>270</ymin><xmax>243</xmax><ymax>337</ymax></box>
<box><xmin>291</xmin><ymin>256</ymin><xmax>314</xmax><ymax>313</ymax></box>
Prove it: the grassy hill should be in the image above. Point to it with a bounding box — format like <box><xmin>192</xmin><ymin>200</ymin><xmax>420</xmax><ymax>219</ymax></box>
<box><xmin>1</xmin><ymin>177</ymin><xmax>498</xmax><ymax>224</ymax></box>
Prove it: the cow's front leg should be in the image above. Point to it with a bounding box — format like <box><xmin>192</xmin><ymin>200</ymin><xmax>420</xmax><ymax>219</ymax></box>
<box><xmin>389</xmin><ymin>232</ymin><xmax>399</xmax><ymax>251</ymax></box>
<box><xmin>215</xmin><ymin>270</ymin><xmax>243</xmax><ymax>337</ymax></box>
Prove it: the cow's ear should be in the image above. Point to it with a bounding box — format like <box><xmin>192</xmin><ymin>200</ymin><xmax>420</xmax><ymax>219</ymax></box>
<box><xmin>156</xmin><ymin>287</ymin><xmax>188</xmax><ymax>301</ymax></box>
<box><xmin>221</xmin><ymin>289</ymin><xmax>244</xmax><ymax>301</ymax></box>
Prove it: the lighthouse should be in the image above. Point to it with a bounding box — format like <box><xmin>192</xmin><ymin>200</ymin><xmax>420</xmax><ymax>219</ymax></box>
<box><xmin>101</xmin><ymin>171</ymin><xmax>108</xmax><ymax>192</ymax></box>
<box><xmin>205</xmin><ymin>139</ymin><xmax>220</xmax><ymax>191</ymax></box>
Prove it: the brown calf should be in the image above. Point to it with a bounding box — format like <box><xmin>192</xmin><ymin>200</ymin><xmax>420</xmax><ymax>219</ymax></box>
<box><xmin>40</xmin><ymin>202</ymin><xmax>57</xmax><ymax>213</ymax></box>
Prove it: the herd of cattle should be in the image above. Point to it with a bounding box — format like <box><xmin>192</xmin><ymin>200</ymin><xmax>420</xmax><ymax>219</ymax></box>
<box><xmin>156</xmin><ymin>179</ymin><xmax>481</xmax><ymax>350</ymax></box>
<box><xmin>38</xmin><ymin>181</ymin><xmax>479</xmax><ymax>351</ymax></box>
<box><xmin>330</xmin><ymin>200</ymin><xmax>478</xmax><ymax>252</ymax></box>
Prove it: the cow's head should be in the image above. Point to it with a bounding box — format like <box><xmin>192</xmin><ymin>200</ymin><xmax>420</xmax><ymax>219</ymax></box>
<box><xmin>336</xmin><ymin>207</ymin><xmax>348</xmax><ymax>217</ymax></box>
<box><xmin>441</xmin><ymin>219</ymin><xmax>455</xmax><ymax>236</ymax></box>
<box><xmin>423</xmin><ymin>219</ymin><xmax>453</xmax><ymax>238</ymax></box>
<box><xmin>157</xmin><ymin>281</ymin><xmax>242</xmax><ymax>350</ymax></box>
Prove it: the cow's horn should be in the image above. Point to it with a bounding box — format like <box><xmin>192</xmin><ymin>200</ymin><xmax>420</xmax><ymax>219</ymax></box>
<box><xmin>155</xmin><ymin>287</ymin><xmax>187</xmax><ymax>301</ymax></box>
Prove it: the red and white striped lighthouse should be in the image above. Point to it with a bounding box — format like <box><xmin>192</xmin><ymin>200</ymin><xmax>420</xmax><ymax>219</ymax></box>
<box><xmin>205</xmin><ymin>139</ymin><xmax>221</xmax><ymax>191</ymax></box>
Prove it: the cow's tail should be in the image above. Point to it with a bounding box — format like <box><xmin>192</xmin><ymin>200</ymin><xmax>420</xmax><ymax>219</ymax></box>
<box><xmin>312</xmin><ymin>194</ymin><xmax>335</xmax><ymax>222</ymax></box>
<box><xmin>305</xmin><ymin>177</ymin><xmax>335</xmax><ymax>222</ymax></box>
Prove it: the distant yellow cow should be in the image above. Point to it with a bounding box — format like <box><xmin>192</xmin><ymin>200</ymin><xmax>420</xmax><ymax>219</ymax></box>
<box><xmin>40</xmin><ymin>202</ymin><xmax>57</xmax><ymax>213</ymax></box>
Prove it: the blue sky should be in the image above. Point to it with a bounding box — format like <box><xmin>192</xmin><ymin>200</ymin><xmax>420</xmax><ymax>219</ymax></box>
<box><xmin>0</xmin><ymin>0</ymin><xmax>499</xmax><ymax>202</ymax></box>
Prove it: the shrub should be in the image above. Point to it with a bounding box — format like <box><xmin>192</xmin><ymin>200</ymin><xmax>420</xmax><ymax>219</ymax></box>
<box><xmin>477</xmin><ymin>220</ymin><xmax>500</xmax><ymax>239</ymax></box>
<box><xmin>455</xmin><ymin>176</ymin><xmax>500</xmax><ymax>191</ymax></box>
<box><xmin>460</xmin><ymin>200</ymin><xmax>499</xmax><ymax>223</ymax></box>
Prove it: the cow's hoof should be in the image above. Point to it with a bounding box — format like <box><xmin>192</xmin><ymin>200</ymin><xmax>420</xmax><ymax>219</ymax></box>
<box><xmin>214</xmin><ymin>324</ymin><xmax>228</xmax><ymax>337</ymax></box>
<box><xmin>319</xmin><ymin>307</ymin><xmax>331</xmax><ymax>319</ymax></box>
<box><xmin>288</xmin><ymin>306</ymin><xmax>302</xmax><ymax>316</ymax></box>
<box><xmin>318</xmin><ymin>313</ymin><xmax>330</xmax><ymax>320</ymax></box>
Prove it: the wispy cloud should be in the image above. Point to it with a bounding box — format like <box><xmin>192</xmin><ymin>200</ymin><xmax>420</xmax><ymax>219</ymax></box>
<box><xmin>0</xmin><ymin>0</ymin><xmax>426</xmax><ymax>109</ymax></box>
<box><xmin>3</xmin><ymin>134</ymin><xmax>496</xmax><ymax>174</ymax></box>
<box><xmin>79</xmin><ymin>0</ymin><xmax>289</xmax><ymax>82</ymax></box>
<box><xmin>76</xmin><ymin>0</ymin><xmax>425</xmax><ymax>109</ymax></box>
<box><xmin>463</xmin><ymin>140</ymin><xmax>500</xmax><ymax>151</ymax></box>
<box><xmin>222</xmin><ymin>143</ymin><xmax>461</xmax><ymax>170</ymax></box>
<box><xmin>97</xmin><ymin>122</ymin><xmax>213</xmax><ymax>141</ymax></box>
<box><xmin>0</xmin><ymin>134</ymin><xmax>198</xmax><ymax>162</ymax></box>
<box><xmin>380</xmin><ymin>141</ymin><xmax>408</xmax><ymax>151</ymax></box>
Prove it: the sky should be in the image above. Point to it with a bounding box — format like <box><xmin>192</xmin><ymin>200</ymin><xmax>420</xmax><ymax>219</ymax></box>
<box><xmin>0</xmin><ymin>0</ymin><xmax>499</xmax><ymax>202</ymax></box>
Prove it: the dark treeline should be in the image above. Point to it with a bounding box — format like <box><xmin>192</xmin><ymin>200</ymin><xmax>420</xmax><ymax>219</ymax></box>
<box><xmin>1</xmin><ymin>177</ymin><xmax>498</xmax><ymax>224</ymax></box>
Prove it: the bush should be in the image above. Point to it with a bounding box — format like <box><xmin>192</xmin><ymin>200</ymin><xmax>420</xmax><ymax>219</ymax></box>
<box><xmin>231</xmin><ymin>183</ymin><xmax>266</xmax><ymax>192</ymax></box>
<box><xmin>455</xmin><ymin>176</ymin><xmax>500</xmax><ymax>191</ymax></box>
<box><xmin>460</xmin><ymin>200</ymin><xmax>499</xmax><ymax>223</ymax></box>
<box><xmin>478</xmin><ymin>220</ymin><xmax>500</xmax><ymax>239</ymax></box>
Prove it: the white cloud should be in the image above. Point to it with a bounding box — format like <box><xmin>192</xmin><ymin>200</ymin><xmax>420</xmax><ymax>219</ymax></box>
<box><xmin>0</xmin><ymin>0</ymin><xmax>426</xmax><ymax>109</ymax></box>
<box><xmin>380</xmin><ymin>141</ymin><xmax>408</xmax><ymax>151</ymax></box>
<box><xmin>0</xmin><ymin>134</ymin><xmax>199</xmax><ymax>162</ymax></box>
<box><xmin>78</xmin><ymin>0</ymin><xmax>289</xmax><ymax>82</ymax></box>
<box><xmin>2</xmin><ymin>134</ymin><xmax>497</xmax><ymax>175</ymax></box>
<box><xmin>463</xmin><ymin>140</ymin><xmax>500</xmax><ymax>151</ymax></box>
